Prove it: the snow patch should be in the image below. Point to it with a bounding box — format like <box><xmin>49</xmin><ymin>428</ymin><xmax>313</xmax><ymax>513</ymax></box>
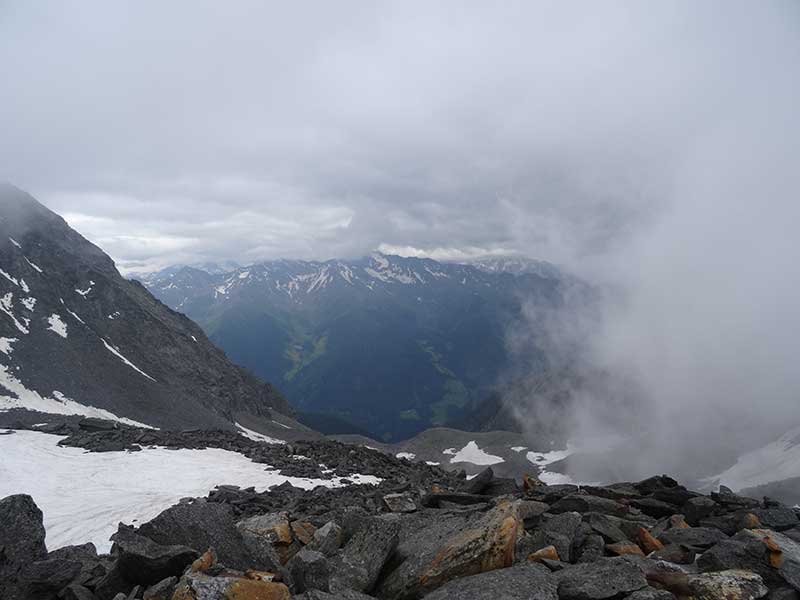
<box><xmin>0</xmin><ymin>293</ymin><xmax>29</xmax><ymax>334</ymax></box>
<box><xmin>235</xmin><ymin>422</ymin><xmax>285</xmax><ymax>444</ymax></box>
<box><xmin>511</xmin><ymin>446</ymin><xmax>527</xmax><ymax>452</ymax></box>
<box><xmin>702</xmin><ymin>425</ymin><xmax>800</xmax><ymax>492</ymax></box>
<box><xmin>25</xmin><ymin>257</ymin><xmax>43</xmax><ymax>273</ymax></box>
<box><xmin>396</xmin><ymin>452</ymin><xmax>416</xmax><ymax>460</ymax></box>
<box><xmin>0</xmin><ymin>337</ymin><xmax>17</xmax><ymax>355</ymax></box>
<box><xmin>8</xmin><ymin>237</ymin><xmax>21</xmax><ymax>248</ymax></box>
<box><xmin>425</xmin><ymin>461</ymin><xmax>440</xmax><ymax>466</ymax></box>
<box><xmin>75</xmin><ymin>282</ymin><xmax>94</xmax><ymax>297</ymax></box>
<box><xmin>21</xmin><ymin>297</ymin><xmax>36</xmax><ymax>311</ymax></box>
<box><xmin>271</xmin><ymin>419</ymin><xmax>292</xmax><ymax>429</ymax></box>
<box><xmin>47</xmin><ymin>314</ymin><xmax>68</xmax><ymax>338</ymax></box>
<box><xmin>0</xmin><ymin>431</ymin><xmax>380</xmax><ymax>552</ymax></box>
<box><xmin>0</xmin><ymin>365</ymin><xmax>153</xmax><ymax>428</ymax></box>
<box><xmin>101</xmin><ymin>338</ymin><xmax>157</xmax><ymax>382</ymax></box>
<box><xmin>448</xmin><ymin>441</ymin><xmax>504</xmax><ymax>465</ymax></box>
<box><xmin>0</xmin><ymin>268</ymin><xmax>20</xmax><ymax>286</ymax></box>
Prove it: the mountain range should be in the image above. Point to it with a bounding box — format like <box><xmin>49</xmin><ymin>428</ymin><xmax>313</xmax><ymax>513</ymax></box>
<box><xmin>137</xmin><ymin>252</ymin><xmax>584</xmax><ymax>440</ymax></box>
<box><xmin>0</xmin><ymin>184</ymin><xmax>298</xmax><ymax>437</ymax></box>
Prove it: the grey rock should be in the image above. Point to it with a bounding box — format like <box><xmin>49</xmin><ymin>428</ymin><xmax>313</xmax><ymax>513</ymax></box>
<box><xmin>658</xmin><ymin>526</ymin><xmax>729</xmax><ymax>549</ymax></box>
<box><xmin>143</xmin><ymin>576</ymin><xmax>178</xmax><ymax>600</ymax></box>
<box><xmin>289</xmin><ymin>548</ymin><xmax>331</xmax><ymax>593</ymax></box>
<box><xmin>531</xmin><ymin>512</ymin><xmax>582</xmax><ymax>563</ymax></box>
<box><xmin>626</xmin><ymin>587</ymin><xmax>676</xmax><ymax>600</ymax></box>
<box><xmin>629</xmin><ymin>498</ymin><xmax>678</xmax><ymax>519</ymax></box>
<box><xmin>748</xmin><ymin>508</ymin><xmax>800</xmax><ymax>532</ymax></box>
<box><xmin>464</xmin><ymin>466</ymin><xmax>494</xmax><ymax>494</ymax></box>
<box><xmin>110</xmin><ymin>526</ymin><xmax>198</xmax><ymax>586</ymax></box>
<box><xmin>294</xmin><ymin>590</ymin><xmax>377</xmax><ymax>600</ymax></box>
<box><xmin>93</xmin><ymin>561</ymin><xmax>133</xmax><ymax>600</ymax></box>
<box><xmin>551</xmin><ymin>494</ymin><xmax>629</xmax><ymax>518</ymax></box>
<box><xmin>19</xmin><ymin>558</ymin><xmax>82</xmax><ymax>595</ymax></box>
<box><xmin>684</xmin><ymin>496</ymin><xmax>718</xmax><ymax>525</ymax></box>
<box><xmin>138</xmin><ymin>500</ymin><xmax>264</xmax><ymax>571</ymax></box>
<box><xmin>0</xmin><ymin>494</ymin><xmax>48</xmax><ymax>600</ymax></box>
<box><xmin>585</xmin><ymin>513</ymin><xmax>629</xmax><ymax>543</ymax></box>
<box><xmin>634</xmin><ymin>476</ymin><xmax>680</xmax><ymax>495</ymax></box>
<box><xmin>62</xmin><ymin>584</ymin><xmax>99</xmax><ymax>600</ymax></box>
<box><xmin>382</xmin><ymin>493</ymin><xmax>417</xmax><ymax>513</ymax></box>
<box><xmin>555</xmin><ymin>557</ymin><xmax>648</xmax><ymax>600</ymax></box>
<box><xmin>650</xmin><ymin>544</ymin><xmax>697</xmax><ymax>564</ymax></box>
<box><xmin>309</xmin><ymin>521</ymin><xmax>344</xmax><ymax>557</ymax></box>
<box><xmin>687</xmin><ymin>570</ymin><xmax>768</xmax><ymax>600</ymax></box>
<box><xmin>769</xmin><ymin>587</ymin><xmax>800</xmax><ymax>600</ymax></box>
<box><xmin>424</xmin><ymin>562</ymin><xmax>557</xmax><ymax>600</ymax></box>
<box><xmin>330</xmin><ymin>515</ymin><xmax>400</xmax><ymax>593</ymax></box>
<box><xmin>576</xmin><ymin>534</ymin><xmax>606</xmax><ymax>563</ymax></box>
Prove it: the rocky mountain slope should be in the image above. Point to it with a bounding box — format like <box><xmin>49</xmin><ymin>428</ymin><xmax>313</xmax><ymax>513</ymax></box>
<box><xmin>2</xmin><ymin>421</ymin><xmax>799</xmax><ymax>600</ymax></box>
<box><xmin>138</xmin><ymin>253</ymin><xmax>586</xmax><ymax>440</ymax></box>
<box><xmin>0</xmin><ymin>184</ymin><xmax>292</xmax><ymax>432</ymax></box>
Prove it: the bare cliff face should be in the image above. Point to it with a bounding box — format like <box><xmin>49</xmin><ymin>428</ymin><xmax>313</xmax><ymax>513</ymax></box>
<box><xmin>0</xmin><ymin>183</ymin><xmax>290</xmax><ymax>430</ymax></box>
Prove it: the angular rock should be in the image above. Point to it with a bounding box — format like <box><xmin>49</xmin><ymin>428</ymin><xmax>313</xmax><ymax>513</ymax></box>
<box><xmin>530</xmin><ymin>512</ymin><xmax>582</xmax><ymax>563</ymax></box>
<box><xmin>629</xmin><ymin>498</ymin><xmax>678</xmax><ymax>519</ymax></box>
<box><xmin>463</xmin><ymin>467</ymin><xmax>494</xmax><ymax>495</ymax></box>
<box><xmin>291</xmin><ymin>521</ymin><xmax>317</xmax><ymax>545</ymax></box>
<box><xmin>634</xmin><ymin>475</ymin><xmax>679</xmax><ymax>495</ymax></box>
<box><xmin>330</xmin><ymin>515</ymin><xmax>400</xmax><ymax>593</ymax></box>
<box><xmin>0</xmin><ymin>494</ymin><xmax>47</xmax><ymax>597</ymax></box>
<box><xmin>173</xmin><ymin>571</ymin><xmax>291</xmax><ymax>599</ymax></box>
<box><xmin>576</xmin><ymin>534</ymin><xmax>606</xmax><ymax>564</ymax></box>
<box><xmin>424</xmin><ymin>562</ymin><xmax>557</xmax><ymax>600</ymax></box>
<box><xmin>308</xmin><ymin>521</ymin><xmax>343</xmax><ymax>557</ymax></box>
<box><xmin>626</xmin><ymin>587</ymin><xmax>675</xmax><ymax>600</ymax></box>
<box><xmin>143</xmin><ymin>576</ymin><xmax>178</xmax><ymax>600</ymax></box>
<box><xmin>378</xmin><ymin>500</ymin><xmax>521</xmax><ymax>598</ymax></box>
<box><xmin>529</xmin><ymin>545</ymin><xmax>561</xmax><ymax>563</ymax></box>
<box><xmin>484</xmin><ymin>478</ymin><xmax>521</xmax><ymax>497</ymax></box>
<box><xmin>382</xmin><ymin>493</ymin><xmax>417</xmax><ymax>513</ymax></box>
<box><xmin>606</xmin><ymin>541</ymin><xmax>644</xmax><ymax>557</ymax></box>
<box><xmin>586</xmin><ymin>513</ymin><xmax>629</xmax><ymax>544</ymax></box>
<box><xmin>688</xmin><ymin>570</ymin><xmax>768</xmax><ymax>600</ymax></box>
<box><xmin>237</xmin><ymin>512</ymin><xmax>299</xmax><ymax>566</ymax></box>
<box><xmin>551</xmin><ymin>494</ymin><xmax>629</xmax><ymax>518</ymax></box>
<box><xmin>555</xmin><ymin>557</ymin><xmax>648</xmax><ymax>600</ymax></box>
<box><xmin>519</xmin><ymin>500</ymin><xmax>550</xmax><ymax>528</ymax></box>
<box><xmin>20</xmin><ymin>557</ymin><xmax>82</xmax><ymax>596</ymax></box>
<box><xmin>636</xmin><ymin>527</ymin><xmax>664</xmax><ymax>554</ymax></box>
<box><xmin>658</xmin><ymin>526</ymin><xmax>729</xmax><ymax>549</ymax></box>
<box><xmin>138</xmin><ymin>500</ymin><xmax>260</xmax><ymax>571</ymax></box>
<box><xmin>288</xmin><ymin>548</ymin><xmax>330</xmax><ymax>594</ymax></box>
<box><xmin>684</xmin><ymin>496</ymin><xmax>718</xmax><ymax>525</ymax></box>
<box><xmin>62</xmin><ymin>584</ymin><xmax>99</xmax><ymax>600</ymax></box>
<box><xmin>110</xmin><ymin>526</ymin><xmax>198</xmax><ymax>586</ymax></box>
<box><xmin>294</xmin><ymin>591</ymin><xmax>377</xmax><ymax>600</ymax></box>
<box><xmin>748</xmin><ymin>508</ymin><xmax>800</xmax><ymax>532</ymax></box>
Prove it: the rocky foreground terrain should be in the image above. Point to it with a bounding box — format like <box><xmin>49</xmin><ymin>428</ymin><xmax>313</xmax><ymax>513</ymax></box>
<box><xmin>2</xmin><ymin>424</ymin><xmax>800</xmax><ymax>600</ymax></box>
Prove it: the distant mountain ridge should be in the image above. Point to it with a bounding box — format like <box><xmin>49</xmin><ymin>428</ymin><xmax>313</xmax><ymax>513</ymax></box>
<box><xmin>0</xmin><ymin>184</ymin><xmax>292</xmax><ymax>433</ymax></box>
<box><xmin>139</xmin><ymin>252</ymin><xmax>586</xmax><ymax>440</ymax></box>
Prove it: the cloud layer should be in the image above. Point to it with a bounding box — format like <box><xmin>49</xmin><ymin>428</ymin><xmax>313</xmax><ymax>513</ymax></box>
<box><xmin>4</xmin><ymin>1</ymin><xmax>795</xmax><ymax>275</ymax></box>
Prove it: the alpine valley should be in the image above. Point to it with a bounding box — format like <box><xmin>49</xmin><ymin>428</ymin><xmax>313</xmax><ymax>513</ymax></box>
<box><xmin>136</xmin><ymin>253</ymin><xmax>584</xmax><ymax>440</ymax></box>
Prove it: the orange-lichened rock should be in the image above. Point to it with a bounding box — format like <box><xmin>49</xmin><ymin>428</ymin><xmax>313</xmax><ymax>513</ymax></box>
<box><xmin>527</xmin><ymin>545</ymin><xmax>560</xmax><ymax>563</ymax></box>
<box><xmin>637</xmin><ymin>527</ymin><xmax>664</xmax><ymax>554</ymax></box>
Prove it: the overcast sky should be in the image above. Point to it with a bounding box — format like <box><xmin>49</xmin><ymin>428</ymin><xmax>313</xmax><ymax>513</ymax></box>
<box><xmin>2</xmin><ymin>1</ymin><xmax>797</xmax><ymax>274</ymax></box>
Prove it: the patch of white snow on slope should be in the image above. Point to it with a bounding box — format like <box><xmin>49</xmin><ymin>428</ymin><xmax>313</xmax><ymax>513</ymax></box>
<box><xmin>9</xmin><ymin>237</ymin><xmax>21</xmax><ymax>248</ymax></box>
<box><xmin>701</xmin><ymin>425</ymin><xmax>800</xmax><ymax>492</ymax></box>
<box><xmin>101</xmin><ymin>338</ymin><xmax>157</xmax><ymax>382</ymax></box>
<box><xmin>75</xmin><ymin>281</ymin><xmax>94</xmax><ymax>297</ymax></box>
<box><xmin>0</xmin><ymin>337</ymin><xmax>17</xmax><ymax>355</ymax></box>
<box><xmin>47</xmin><ymin>314</ymin><xmax>68</xmax><ymax>338</ymax></box>
<box><xmin>21</xmin><ymin>297</ymin><xmax>36</xmax><ymax>311</ymax></box>
<box><xmin>25</xmin><ymin>257</ymin><xmax>43</xmax><ymax>273</ymax></box>
<box><xmin>526</xmin><ymin>445</ymin><xmax>575</xmax><ymax>467</ymax></box>
<box><xmin>0</xmin><ymin>293</ymin><xmax>29</xmax><ymax>333</ymax></box>
<box><xmin>511</xmin><ymin>446</ymin><xmax>527</xmax><ymax>452</ymax></box>
<box><xmin>0</xmin><ymin>431</ymin><xmax>380</xmax><ymax>552</ymax></box>
<box><xmin>0</xmin><ymin>365</ymin><xmax>153</xmax><ymax>428</ymax></box>
<box><xmin>235</xmin><ymin>422</ymin><xmax>285</xmax><ymax>444</ymax></box>
<box><xmin>396</xmin><ymin>452</ymin><xmax>416</xmax><ymax>460</ymax></box>
<box><xmin>448</xmin><ymin>441</ymin><xmax>504</xmax><ymax>465</ymax></box>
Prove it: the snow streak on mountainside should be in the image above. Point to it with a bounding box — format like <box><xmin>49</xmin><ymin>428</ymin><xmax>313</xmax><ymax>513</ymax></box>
<box><xmin>139</xmin><ymin>253</ymin><xmax>584</xmax><ymax>440</ymax></box>
<box><xmin>0</xmin><ymin>184</ymin><xmax>290</xmax><ymax>431</ymax></box>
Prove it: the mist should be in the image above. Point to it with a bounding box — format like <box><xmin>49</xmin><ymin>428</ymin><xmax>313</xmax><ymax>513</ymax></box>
<box><xmin>2</xmin><ymin>1</ymin><xmax>799</xmax><ymax>482</ymax></box>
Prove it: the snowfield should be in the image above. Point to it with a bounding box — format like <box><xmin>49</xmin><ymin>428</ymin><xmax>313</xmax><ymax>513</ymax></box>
<box><xmin>703</xmin><ymin>425</ymin><xmax>800</xmax><ymax>492</ymax></box>
<box><xmin>0</xmin><ymin>430</ymin><xmax>381</xmax><ymax>552</ymax></box>
<box><xmin>447</xmin><ymin>440</ymin><xmax>504</xmax><ymax>466</ymax></box>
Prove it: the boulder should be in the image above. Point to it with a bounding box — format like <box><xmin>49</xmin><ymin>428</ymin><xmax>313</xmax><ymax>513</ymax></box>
<box><xmin>291</xmin><ymin>521</ymin><xmax>317</xmax><ymax>545</ymax></box>
<box><xmin>19</xmin><ymin>557</ymin><xmax>82</xmax><ymax>596</ymax></box>
<box><xmin>236</xmin><ymin>512</ymin><xmax>299</xmax><ymax>566</ymax></box>
<box><xmin>62</xmin><ymin>584</ymin><xmax>99</xmax><ymax>600</ymax></box>
<box><xmin>555</xmin><ymin>557</ymin><xmax>648</xmax><ymax>600</ymax></box>
<box><xmin>684</xmin><ymin>496</ymin><xmax>718</xmax><ymax>525</ymax></box>
<box><xmin>424</xmin><ymin>562</ymin><xmax>557</xmax><ymax>600</ymax></box>
<box><xmin>288</xmin><ymin>548</ymin><xmax>330</xmax><ymax>594</ymax></box>
<box><xmin>606</xmin><ymin>541</ymin><xmax>644</xmax><ymax>557</ymax></box>
<box><xmin>382</xmin><ymin>493</ymin><xmax>417</xmax><ymax>513</ymax></box>
<box><xmin>0</xmin><ymin>494</ymin><xmax>48</xmax><ymax>597</ymax></box>
<box><xmin>626</xmin><ymin>587</ymin><xmax>675</xmax><ymax>600</ymax></box>
<box><xmin>530</xmin><ymin>512</ymin><xmax>582</xmax><ymax>563</ymax></box>
<box><xmin>294</xmin><ymin>591</ymin><xmax>378</xmax><ymax>600</ymax></box>
<box><xmin>464</xmin><ymin>467</ymin><xmax>495</xmax><ymax>494</ymax></box>
<box><xmin>629</xmin><ymin>498</ymin><xmax>679</xmax><ymax>519</ymax></box>
<box><xmin>688</xmin><ymin>570</ymin><xmax>769</xmax><ymax>600</ymax></box>
<box><xmin>529</xmin><ymin>545</ymin><xmax>561</xmax><ymax>563</ymax></box>
<box><xmin>658</xmin><ymin>526</ymin><xmax>729</xmax><ymax>549</ymax></box>
<box><xmin>330</xmin><ymin>515</ymin><xmax>400</xmax><ymax>593</ymax></box>
<box><xmin>48</xmin><ymin>543</ymin><xmax>105</xmax><ymax>588</ymax></box>
<box><xmin>748</xmin><ymin>508</ymin><xmax>800</xmax><ymax>532</ymax></box>
<box><xmin>110</xmin><ymin>526</ymin><xmax>198</xmax><ymax>585</ymax></box>
<box><xmin>576</xmin><ymin>534</ymin><xmax>606</xmax><ymax>563</ymax></box>
<box><xmin>650</xmin><ymin>544</ymin><xmax>696</xmax><ymax>564</ymax></box>
<box><xmin>633</xmin><ymin>476</ymin><xmax>679</xmax><ymax>495</ymax></box>
<box><xmin>585</xmin><ymin>513</ymin><xmax>629</xmax><ymax>544</ymax></box>
<box><xmin>172</xmin><ymin>572</ymin><xmax>291</xmax><ymax>599</ymax></box>
<box><xmin>377</xmin><ymin>500</ymin><xmax>522</xmax><ymax>599</ymax></box>
<box><xmin>636</xmin><ymin>527</ymin><xmax>664</xmax><ymax>554</ymax></box>
<box><xmin>138</xmin><ymin>500</ymin><xmax>261</xmax><ymax>571</ymax></box>
<box><xmin>308</xmin><ymin>521</ymin><xmax>343</xmax><ymax>557</ymax></box>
